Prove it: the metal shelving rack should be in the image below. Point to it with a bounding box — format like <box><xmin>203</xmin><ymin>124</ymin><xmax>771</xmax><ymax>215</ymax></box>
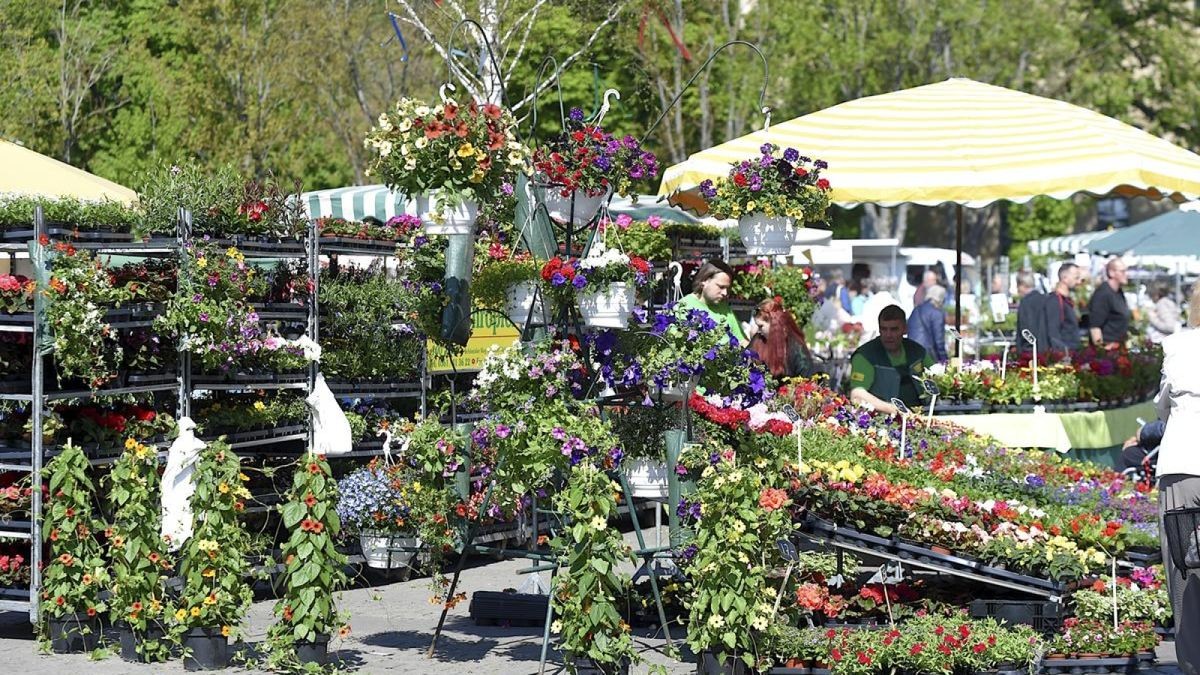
<box><xmin>0</xmin><ymin>206</ymin><xmax>180</xmax><ymax>620</ymax></box>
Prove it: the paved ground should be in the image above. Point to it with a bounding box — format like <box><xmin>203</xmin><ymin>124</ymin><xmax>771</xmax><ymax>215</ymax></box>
<box><xmin>0</xmin><ymin>532</ymin><xmax>1186</xmax><ymax>674</ymax></box>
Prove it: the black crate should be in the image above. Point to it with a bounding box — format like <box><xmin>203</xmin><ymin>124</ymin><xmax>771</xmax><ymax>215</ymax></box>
<box><xmin>969</xmin><ymin>599</ymin><xmax>1061</xmax><ymax>633</ymax></box>
<box><xmin>468</xmin><ymin>591</ymin><xmax>549</xmax><ymax>628</ymax></box>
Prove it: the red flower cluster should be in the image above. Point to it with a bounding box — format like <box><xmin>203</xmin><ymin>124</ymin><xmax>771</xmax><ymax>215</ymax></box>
<box><xmin>238</xmin><ymin>200</ymin><xmax>269</xmax><ymax>223</ymax></box>
<box><xmin>688</xmin><ymin>393</ymin><xmax>750</xmax><ymax>430</ymax></box>
<box><xmin>758</xmin><ymin>487</ymin><xmax>789</xmax><ymax>511</ymax></box>
<box><xmin>299</xmin><ymin>518</ymin><xmax>325</xmax><ymax>534</ymax></box>
<box><xmin>540</xmin><ymin>257</ymin><xmax>577</xmax><ymax>282</ymax></box>
<box><xmin>628</xmin><ymin>255</ymin><xmax>651</xmax><ymax>276</ymax></box>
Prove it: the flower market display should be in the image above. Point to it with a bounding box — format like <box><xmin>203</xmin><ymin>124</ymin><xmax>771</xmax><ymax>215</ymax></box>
<box><xmin>0</xmin><ymin>83</ymin><xmax>1177</xmax><ymax>675</ymax></box>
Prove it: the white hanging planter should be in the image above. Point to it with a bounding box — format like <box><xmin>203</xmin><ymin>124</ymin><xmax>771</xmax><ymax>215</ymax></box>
<box><xmin>359</xmin><ymin>532</ymin><xmax>420</xmax><ymax>570</ymax></box>
<box><xmin>418</xmin><ymin>192</ymin><xmax>479</xmax><ymax>235</ymax></box>
<box><xmin>624</xmin><ymin>459</ymin><xmax>670</xmax><ymax>499</ymax></box>
<box><xmin>737</xmin><ymin>213</ymin><xmax>795</xmax><ymax>255</ymax></box>
<box><xmin>577</xmin><ymin>282</ymin><xmax>635</xmax><ymax>328</ymax></box>
<box><xmin>540</xmin><ymin>184</ymin><xmax>609</xmax><ymax>225</ymax></box>
<box><xmin>505</xmin><ymin>280</ymin><xmax>543</xmax><ymax>327</ymax></box>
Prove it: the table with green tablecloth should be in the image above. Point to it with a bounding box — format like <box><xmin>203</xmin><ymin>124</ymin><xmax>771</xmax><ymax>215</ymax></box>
<box><xmin>938</xmin><ymin>401</ymin><xmax>1156</xmax><ymax>466</ymax></box>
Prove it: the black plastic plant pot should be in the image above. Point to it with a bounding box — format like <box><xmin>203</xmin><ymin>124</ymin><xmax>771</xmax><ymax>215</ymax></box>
<box><xmin>118</xmin><ymin>621</ymin><xmax>166</xmax><ymax>663</ymax></box>
<box><xmin>183</xmin><ymin>626</ymin><xmax>229</xmax><ymax>671</ymax></box>
<box><xmin>570</xmin><ymin>655</ymin><xmax>631</xmax><ymax>675</ymax></box>
<box><xmin>47</xmin><ymin>613</ymin><xmax>101</xmax><ymax>653</ymax></box>
<box><xmin>295</xmin><ymin>633</ymin><xmax>330</xmax><ymax>666</ymax></box>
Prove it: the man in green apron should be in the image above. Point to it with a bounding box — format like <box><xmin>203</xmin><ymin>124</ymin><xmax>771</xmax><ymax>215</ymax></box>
<box><xmin>848</xmin><ymin>304</ymin><xmax>934</xmax><ymax>415</ymax></box>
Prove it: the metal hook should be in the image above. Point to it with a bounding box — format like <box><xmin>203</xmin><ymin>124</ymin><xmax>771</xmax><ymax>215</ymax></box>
<box><xmin>594</xmin><ymin>88</ymin><xmax>621</xmax><ymax>128</ymax></box>
<box><xmin>640</xmin><ymin>40</ymin><xmax>771</xmax><ymax>145</ymax></box>
<box><xmin>668</xmin><ymin>261</ymin><xmax>684</xmax><ymax>302</ymax></box>
<box><xmin>439</xmin><ymin>82</ymin><xmax>457</xmax><ymax>104</ymax></box>
<box><xmin>762</xmin><ymin>106</ymin><xmax>772</xmax><ymax>131</ymax></box>
<box><xmin>443</xmin><ymin>19</ymin><xmax>508</xmax><ymax>106</ymax></box>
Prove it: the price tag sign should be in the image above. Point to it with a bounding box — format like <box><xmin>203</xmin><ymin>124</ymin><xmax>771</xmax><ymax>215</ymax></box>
<box><xmin>776</xmin><ymin>539</ymin><xmax>799</xmax><ymax>562</ymax></box>
<box><xmin>890</xmin><ymin>398</ymin><xmax>912</xmax><ymax>415</ymax></box>
<box><xmin>915</xmin><ymin>377</ymin><xmax>939</xmax><ymax>398</ymax></box>
<box><xmin>781</xmin><ymin>404</ymin><xmax>801</xmax><ymax>422</ymax></box>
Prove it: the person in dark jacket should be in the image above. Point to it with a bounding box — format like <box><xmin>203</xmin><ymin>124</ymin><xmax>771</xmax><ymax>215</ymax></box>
<box><xmin>1120</xmin><ymin>419</ymin><xmax>1166</xmax><ymax>475</ymax></box>
<box><xmin>1015</xmin><ymin>271</ymin><xmax>1049</xmax><ymax>354</ymax></box>
<box><xmin>907</xmin><ymin>285</ymin><xmax>948</xmax><ymax>361</ymax></box>
<box><xmin>1044</xmin><ymin>263</ymin><xmax>1082</xmax><ymax>354</ymax></box>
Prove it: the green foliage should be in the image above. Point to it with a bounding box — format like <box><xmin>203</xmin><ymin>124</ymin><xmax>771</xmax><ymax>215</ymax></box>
<box><xmin>171</xmin><ymin>439</ymin><xmax>254</xmax><ymax>636</ymax></box>
<box><xmin>1007</xmin><ymin>196</ymin><xmax>1077</xmax><ymax>258</ymax></box>
<box><xmin>0</xmin><ymin>196</ymin><xmax>137</xmax><ymax>231</ymax></box>
<box><xmin>267</xmin><ymin>455</ymin><xmax>349</xmax><ymax>665</ymax></box>
<box><xmin>44</xmin><ymin>244</ymin><xmax>132</xmax><ymax>388</ymax></box>
<box><xmin>550</xmin><ymin>461</ymin><xmax>638</xmax><ymax>670</ymax></box>
<box><xmin>40</xmin><ymin>442</ymin><xmax>108</xmax><ymax>621</ymax></box>
<box><xmin>471</xmin><ymin>256</ymin><xmax>540</xmax><ymax>310</ymax></box>
<box><xmin>319</xmin><ymin>267</ymin><xmax>422</xmax><ymax>381</ymax></box>
<box><xmin>105</xmin><ymin>438</ymin><xmax>171</xmax><ymax>661</ymax></box>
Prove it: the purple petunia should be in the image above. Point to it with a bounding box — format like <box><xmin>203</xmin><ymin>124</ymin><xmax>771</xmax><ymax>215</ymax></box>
<box><xmin>783</xmin><ymin>147</ymin><xmax>799</xmax><ymax>162</ymax></box>
<box><xmin>569</xmin><ymin>107</ymin><xmax>585</xmax><ymax>122</ymax></box>
<box><xmin>551</xmin><ymin>272</ymin><xmax>567</xmax><ymax>286</ymax></box>
<box><xmin>571</xmin><ymin>274</ymin><xmax>588</xmax><ymax>289</ymax></box>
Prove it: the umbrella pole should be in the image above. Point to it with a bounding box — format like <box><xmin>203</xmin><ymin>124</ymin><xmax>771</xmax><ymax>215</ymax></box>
<box><xmin>955</xmin><ymin>204</ymin><xmax>964</xmax><ymax>355</ymax></box>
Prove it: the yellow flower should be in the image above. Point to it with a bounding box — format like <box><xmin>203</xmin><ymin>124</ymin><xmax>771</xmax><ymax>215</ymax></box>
<box><xmin>219</xmin><ymin>483</ymin><xmax>230</xmax><ymax>494</ymax></box>
<box><xmin>253</xmin><ymin>401</ymin><xmax>266</xmax><ymax>412</ymax></box>
<box><xmin>124</xmin><ymin>438</ymin><xmax>137</xmax><ymax>450</ymax></box>
<box><xmin>590</xmin><ymin>515</ymin><xmax>607</xmax><ymax>531</ymax></box>
<box><xmin>412</xmin><ymin>482</ymin><xmax>422</xmax><ymax>493</ymax></box>
<box><xmin>202</xmin><ymin>568</ymin><xmax>216</xmax><ymax>578</ymax></box>
<box><xmin>221</xmin><ymin>626</ymin><xmax>231</xmax><ymax>637</ymax></box>
<box><xmin>456</xmin><ymin>143</ymin><xmax>476</xmax><ymax>157</ymax></box>
<box><xmin>225</xmin><ymin>247</ymin><xmax>240</xmax><ymax>258</ymax></box>
<box><xmin>190</xmin><ymin>606</ymin><xmax>200</xmax><ymax>617</ymax></box>
<box><xmin>174</xmin><ymin>608</ymin><xmax>187</xmax><ymax>621</ymax></box>
<box><xmin>196</xmin><ymin>257</ymin><xmax>207</xmax><ymax>269</ymax></box>
<box><xmin>238</xmin><ymin>473</ymin><xmax>249</xmax><ymax>482</ymax></box>
<box><xmin>203</xmin><ymin>593</ymin><xmax>217</xmax><ymax>606</ymax></box>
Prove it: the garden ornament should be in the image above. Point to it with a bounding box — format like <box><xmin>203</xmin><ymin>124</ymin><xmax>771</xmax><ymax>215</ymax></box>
<box><xmin>160</xmin><ymin>416</ymin><xmax>206</xmax><ymax>551</ymax></box>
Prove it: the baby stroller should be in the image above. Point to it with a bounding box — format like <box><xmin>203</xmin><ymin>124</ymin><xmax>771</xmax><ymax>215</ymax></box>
<box><xmin>1121</xmin><ymin>418</ymin><xmax>1164</xmax><ymax>484</ymax></box>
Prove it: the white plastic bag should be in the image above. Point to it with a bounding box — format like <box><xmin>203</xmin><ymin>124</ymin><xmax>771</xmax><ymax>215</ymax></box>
<box><xmin>160</xmin><ymin>416</ymin><xmax>206</xmax><ymax>551</ymax></box>
<box><xmin>307</xmin><ymin>373</ymin><xmax>352</xmax><ymax>456</ymax></box>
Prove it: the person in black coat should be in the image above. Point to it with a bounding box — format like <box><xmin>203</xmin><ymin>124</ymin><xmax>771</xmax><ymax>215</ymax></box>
<box><xmin>1015</xmin><ymin>271</ymin><xmax>1048</xmax><ymax>353</ymax></box>
<box><xmin>1044</xmin><ymin>263</ymin><xmax>1082</xmax><ymax>354</ymax></box>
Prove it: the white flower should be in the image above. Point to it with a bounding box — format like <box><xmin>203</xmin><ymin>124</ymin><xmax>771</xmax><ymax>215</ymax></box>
<box><xmin>707</xmin><ymin>615</ymin><xmax>726</xmax><ymax>629</ymax></box>
<box><xmin>415</xmin><ymin>137</ymin><xmax>428</xmax><ymax>149</ymax></box>
<box><xmin>379</xmin><ymin>141</ymin><xmax>394</xmax><ymax>157</ymax></box>
<box><xmin>414</xmin><ymin>105</ymin><xmax>431</xmax><ymax>117</ymax></box>
<box><xmin>377</xmin><ymin>113</ymin><xmax>392</xmax><ymax>131</ymax></box>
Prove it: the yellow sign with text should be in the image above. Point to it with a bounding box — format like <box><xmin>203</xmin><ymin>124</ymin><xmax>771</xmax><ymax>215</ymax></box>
<box><xmin>425</xmin><ymin>311</ymin><xmax>521</xmax><ymax>374</ymax></box>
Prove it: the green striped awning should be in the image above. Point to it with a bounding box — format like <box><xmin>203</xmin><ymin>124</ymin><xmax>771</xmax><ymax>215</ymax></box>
<box><xmin>300</xmin><ymin>184</ymin><xmax>698</xmax><ymax>225</ymax></box>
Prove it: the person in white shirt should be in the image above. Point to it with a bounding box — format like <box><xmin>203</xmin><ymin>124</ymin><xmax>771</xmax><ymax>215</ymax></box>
<box><xmin>1157</xmin><ymin>285</ymin><xmax>1200</xmax><ymax>674</ymax></box>
<box><xmin>1147</xmin><ymin>283</ymin><xmax>1182</xmax><ymax>344</ymax></box>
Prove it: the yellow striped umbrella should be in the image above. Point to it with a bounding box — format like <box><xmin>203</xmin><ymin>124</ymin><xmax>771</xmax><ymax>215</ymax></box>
<box><xmin>0</xmin><ymin>139</ymin><xmax>137</xmax><ymax>204</ymax></box>
<box><xmin>658</xmin><ymin>78</ymin><xmax>1200</xmax><ymax>209</ymax></box>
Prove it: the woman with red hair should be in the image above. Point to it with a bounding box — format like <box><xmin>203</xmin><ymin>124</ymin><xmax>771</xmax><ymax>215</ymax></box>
<box><xmin>748</xmin><ymin>296</ymin><xmax>814</xmax><ymax>378</ymax></box>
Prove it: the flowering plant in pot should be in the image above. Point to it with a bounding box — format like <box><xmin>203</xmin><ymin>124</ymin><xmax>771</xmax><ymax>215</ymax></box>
<box><xmin>550</xmin><ymin>460</ymin><xmax>638</xmax><ymax>674</ymax></box>
<box><xmin>106</xmin><ymin>437</ymin><xmax>172</xmax><ymax>662</ymax></box>
<box><xmin>0</xmin><ymin>550</ymin><xmax>28</xmax><ymax>587</ymax></box>
<box><xmin>39</xmin><ymin>441</ymin><xmax>108</xmax><ymax>653</ymax></box>
<box><xmin>472</xmin><ymin>254</ymin><xmax>542</xmax><ymax>326</ymax></box>
<box><xmin>0</xmin><ymin>274</ymin><xmax>34</xmax><ymax>313</ymax></box>
<box><xmin>171</xmin><ymin>438</ymin><xmax>254</xmax><ymax>670</ymax></box>
<box><xmin>316</xmin><ymin>214</ymin><xmax>422</xmax><ymax>242</ymax></box>
<box><xmin>539</xmin><ymin>240</ymin><xmax>650</xmax><ymax>328</ymax></box>
<box><xmin>267</xmin><ymin>453</ymin><xmax>350</xmax><ymax>668</ymax></box>
<box><xmin>532</xmin><ymin>106</ymin><xmax>659</xmax><ymax>224</ymax></box>
<box><xmin>44</xmin><ymin>242</ymin><xmax>133</xmax><ymax>388</ymax></box>
<box><xmin>679</xmin><ymin>451</ymin><xmax>794</xmax><ymax>672</ymax></box>
<box><xmin>700</xmin><ymin>143</ymin><xmax>832</xmax><ymax>255</ymax></box>
<box><xmin>336</xmin><ymin>461</ymin><xmax>420</xmax><ymax>571</ymax></box>
<box><xmin>364</xmin><ymin>95</ymin><xmax>529</xmax><ymax>234</ymax></box>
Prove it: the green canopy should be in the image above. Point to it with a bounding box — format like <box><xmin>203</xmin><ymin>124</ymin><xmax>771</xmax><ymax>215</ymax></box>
<box><xmin>1089</xmin><ymin>209</ymin><xmax>1200</xmax><ymax>257</ymax></box>
<box><xmin>299</xmin><ymin>184</ymin><xmax>696</xmax><ymax>225</ymax></box>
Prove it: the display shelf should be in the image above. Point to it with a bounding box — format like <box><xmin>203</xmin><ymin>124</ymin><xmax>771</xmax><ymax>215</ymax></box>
<box><xmin>326</xmin><ymin>380</ymin><xmax>423</xmax><ymax>399</ymax></box>
<box><xmin>248</xmin><ymin>302</ymin><xmax>308</xmax><ymax>320</ymax></box>
<box><xmin>316</xmin><ymin>237</ymin><xmax>406</xmax><ymax>255</ymax></box>
<box><xmin>200</xmin><ymin>425</ymin><xmax>308</xmax><ymax>451</ymax></box>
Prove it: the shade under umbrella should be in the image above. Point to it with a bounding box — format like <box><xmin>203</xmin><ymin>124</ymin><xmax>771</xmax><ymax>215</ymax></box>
<box><xmin>1089</xmin><ymin>209</ymin><xmax>1200</xmax><ymax>258</ymax></box>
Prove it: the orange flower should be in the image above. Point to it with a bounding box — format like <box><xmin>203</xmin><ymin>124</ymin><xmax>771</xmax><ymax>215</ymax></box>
<box><xmin>282</xmin><ymin>606</ymin><xmax>294</xmax><ymax>621</ymax></box>
<box><xmin>307</xmin><ymin>463</ymin><xmax>320</xmax><ymax>475</ymax></box>
<box><xmin>57</xmin><ymin>553</ymin><xmax>72</xmax><ymax>565</ymax></box>
<box><xmin>338</xmin><ymin>624</ymin><xmax>351</xmax><ymax>638</ymax></box>
<box><xmin>131</xmin><ymin>601</ymin><xmax>143</xmax><ymax>611</ymax></box>
<box><xmin>86</xmin><ymin>607</ymin><xmax>96</xmax><ymax>617</ymax></box>
<box><xmin>758</xmin><ymin>487</ymin><xmax>789</xmax><ymax>512</ymax></box>
<box><xmin>49</xmin><ymin>529</ymin><xmax>58</xmax><ymax>542</ymax></box>
<box><xmin>148</xmin><ymin>552</ymin><xmax>160</xmax><ymax>563</ymax></box>
<box><xmin>81</xmin><ymin>574</ymin><xmax>92</xmax><ymax>585</ymax></box>
<box><xmin>304</xmin><ymin>492</ymin><xmax>317</xmax><ymax>508</ymax></box>
<box><xmin>221</xmin><ymin>626</ymin><xmax>231</xmax><ymax>637</ymax></box>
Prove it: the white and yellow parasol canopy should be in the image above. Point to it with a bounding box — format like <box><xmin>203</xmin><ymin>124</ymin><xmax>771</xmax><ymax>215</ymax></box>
<box><xmin>659</xmin><ymin>78</ymin><xmax>1200</xmax><ymax>210</ymax></box>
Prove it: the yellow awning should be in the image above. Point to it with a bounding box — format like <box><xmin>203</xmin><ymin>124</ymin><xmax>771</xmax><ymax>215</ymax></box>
<box><xmin>659</xmin><ymin>78</ymin><xmax>1200</xmax><ymax>210</ymax></box>
<box><xmin>0</xmin><ymin>139</ymin><xmax>137</xmax><ymax>205</ymax></box>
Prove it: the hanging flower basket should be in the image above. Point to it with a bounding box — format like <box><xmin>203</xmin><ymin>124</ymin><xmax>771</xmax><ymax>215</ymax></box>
<box><xmin>577</xmin><ymin>282</ymin><xmax>635</xmax><ymax>328</ymax></box>
<box><xmin>737</xmin><ymin>213</ymin><xmax>795</xmax><ymax>256</ymax></box>
<box><xmin>539</xmin><ymin>183</ymin><xmax>609</xmax><ymax>225</ymax></box>
<box><xmin>624</xmin><ymin>459</ymin><xmax>670</xmax><ymax>499</ymax></box>
<box><xmin>658</xmin><ymin>375</ymin><xmax>700</xmax><ymax>402</ymax></box>
<box><xmin>359</xmin><ymin>531</ymin><xmax>420</xmax><ymax>570</ymax></box>
<box><xmin>418</xmin><ymin>192</ymin><xmax>479</xmax><ymax>236</ymax></box>
<box><xmin>505</xmin><ymin>280</ymin><xmax>543</xmax><ymax>327</ymax></box>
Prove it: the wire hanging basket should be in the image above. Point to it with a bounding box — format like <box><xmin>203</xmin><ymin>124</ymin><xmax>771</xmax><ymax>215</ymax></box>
<box><xmin>1163</xmin><ymin>506</ymin><xmax>1200</xmax><ymax>571</ymax></box>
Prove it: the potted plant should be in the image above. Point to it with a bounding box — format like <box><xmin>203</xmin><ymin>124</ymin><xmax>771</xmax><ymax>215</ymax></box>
<box><xmin>267</xmin><ymin>453</ymin><xmax>350</xmax><ymax>668</ymax></box>
<box><xmin>539</xmin><ymin>240</ymin><xmax>651</xmax><ymax>328</ymax></box>
<box><xmin>336</xmin><ymin>461</ymin><xmax>419</xmax><ymax>570</ymax></box>
<box><xmin>364</xmin><ymin>96</ymin><xmax>529</xmax><ymax>235</ymax></box>
<box><xmin>39</xmin><ymin>441</ymin><xmax>107</xmax><ymax>653</ymax></box>
<box><xmin>0</xmin><ymin>274</ymin><xmax>34</xmax><ymax>314</ymax></box>
<box><xmin>106</xmin><ymin>438</ymin><xmax>172</xmax><ymax>663</ymax></box>
<box><xmin>532</xmin><ymin>106</ymin><xmax>660</xmax><ymax>225</ymax></box>
<box><xmin>43</xmin><ymin>242</ymin><xmax>133</xmax><ymax>389</ymax></box>
<box><xmin>171</xmin><ymin>438</ymin><xmax>254</xmax><ymax>671</ymax></box>
<box><xmin>473</xmin><ymin>255</ymin><xmax>542</xmax><ymax>327</ymax></box>
<box><xmin>550</xmin><ymin>460</ymin><xmax>638</xmax><ymax>674</ymax></box>
<box><xmin>700</xmin><ymin>143</ymin><xmax>832</xmax><ymax>255</ymax></box>
<box><xmin>608</xmin><ymin>407</ymin><xmax>679</xmax><ymax>500</ymax></box>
